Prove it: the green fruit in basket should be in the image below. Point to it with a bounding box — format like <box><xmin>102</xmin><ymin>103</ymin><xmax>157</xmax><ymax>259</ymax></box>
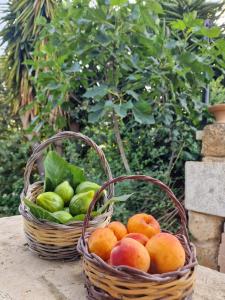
<box><xmin>54</xmin><ymin>181</ymin><xmax>74</xmax><ymax>204</ymax></box>
<box><xmin>36</xmin><ymin>192</ymin><xmax>64</xmax><ymax>213</ymax></box>
<box><xmin>67</xmin><ymin>211</ymin><xmax>100</xmax><ymax>222</ymax></box>
<box><xmin>63</xmin><ymin>207</ymin><xmax>70</xmax><ymax>213</ymax></box>
<box><xmin>51</xmin><ymin>211</ymin><xmax>73</xmax><ymax>224</ymax></box>
<box><xmin>76</xmin><ymin>181</ymin><xmax>105</xmax><ymax>195</ymax></box>
<box><xmin>69</xmin><ymin>191</ymin><xmax>95</xmax><ymax>216</ymax></box>
<box><xmin>69</xmin><ymin>214</ymin><xmax>86</xmax><ymax>221</ymax></box>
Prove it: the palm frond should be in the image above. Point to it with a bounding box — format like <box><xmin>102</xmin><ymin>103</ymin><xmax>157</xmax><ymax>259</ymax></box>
<box><xmin>0</xmin><ymin>0</ymin><xmax>59</xmax><ymax>121</ymax></box>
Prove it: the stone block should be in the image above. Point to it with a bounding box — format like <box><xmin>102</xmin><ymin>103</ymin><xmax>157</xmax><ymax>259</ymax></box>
<box><xmin>203</xmin><ymin>156</ymin><xmax>225</xmax><ymax>162</ymax></box>
<box><xmin>193</xmin><ymin>239</ymin><xmax>219</xmax><ymax>270</ymax></box>
<box><xmin>185</xmin><ymin>161</ymin><xmax>225</xmax><ymax>217</ymax></box>
<box><xmin>202</xmin><ymin>124</ymin><xmax>225</xmax><ymax>157</ymax></box>
<box><xmin>188</xmin><ymin>211</ymin><xmax>224</xmax><ymax>242</ymax></box>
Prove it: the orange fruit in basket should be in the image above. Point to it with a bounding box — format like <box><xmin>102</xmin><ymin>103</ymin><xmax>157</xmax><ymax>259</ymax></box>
<box><xmin>145</xmin><ymin>232</ymin><xmax>185</xmax><ymax>274</ymax></box>
<box><xmin>125</xmin><ymin>233</ymin><xmax>149</xmax><ymax>246</ymax></box>
<box><xmin>88</xmin><ymin>228</ymin><xmax>117</xmax><ymax>261</ymax></box>
<box><xmin>108</xmin><ymin>221</ymin><xmax>127</xmax><ymax>240</ymax></box>
<box><xmin>110</xmin><ymin>238</ymin><xmax>150</xmax><ymax>272</ymax></box>
<box><xmin>127</xmin><ymin>213</ymin><xmax>160</xmax><ymax>239</ymax></box>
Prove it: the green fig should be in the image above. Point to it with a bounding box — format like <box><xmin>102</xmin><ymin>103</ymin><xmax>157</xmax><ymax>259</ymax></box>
<box><xmin>63</xmin><ymin>207</ymin><xmax>70</xmax><ymax>213</ymax></box>
<box><xmin>51</xmin><ymin>211</ymin><xmax>73</xmax><ymax>224</ymax></box>
<box><xmin>69</xmin><ymin>191</ymin><xmax>95</xmax><ymax>216</ymax></box>
<box><xmin>36</xmin><ymin>192</ymin><xmax>64</xmax><ymax>213</ymax></box>
<box><xmin>67</xmin><ymin>211</ymin><xmax>100</xmax><ymax>222</ymax></box>
<box><xmin>69</xmin><ymin>214</ymin><xmax>86</xmax><ymax>221</ymax></box>
<box><xmin>76</xmin><ymin>181</ymin><xmax>106</xmax><ymax>196</ymax></box>
<box><xmin>54</xmin><ymin>181</ymin><xmax>74</xmax><ymax>204</ymax></box>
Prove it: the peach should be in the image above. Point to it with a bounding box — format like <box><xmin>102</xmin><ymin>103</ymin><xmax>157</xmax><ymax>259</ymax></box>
<box><xmin>145</xmin><ymin>232</ymin><xmax>186</xmax><ymax>274</ymax></box>
<box><xmin>110</xmin><ymin>238</ymin><xmax>150</xmax><ymax>272</ymax></box>
<box><xmin>108</xmin><ymin>221</ymin><xmax>127</xmax><ymax>240</ymax></box>
<box><xmin>127</xmin><ymin>213</ymin><xmax>160</xmax><ymax>239</ymax></box>
<box><xmin>125</xmin><ymin>233</ymin><xmax>149</xmax><ymax>246</ymax></box>
<box><xmin>88</xmin><ymin>228</ymin><xmax>117</xmax><ymax>261</ymax></box>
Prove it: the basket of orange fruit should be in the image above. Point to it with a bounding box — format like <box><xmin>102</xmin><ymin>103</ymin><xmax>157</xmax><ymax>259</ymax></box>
<box><xmin>77</xmin><ymin>175</ymin><xmax>197</xmax><ymax>300</ymax></box>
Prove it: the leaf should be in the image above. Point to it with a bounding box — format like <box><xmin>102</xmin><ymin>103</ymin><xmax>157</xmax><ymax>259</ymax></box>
<box><xmin>201</xmin><ymin>27</ymin><xmax>221</xmax><ymax>38</ymax></box>
<box><xmin>44</xmin><ymin>151</ymin><xmax>85</xmax><ymax>191</ymax></box>
<box><xmin>104</xmin><ymin>100</ymin><xmax>114</xmax><ymax>108</ymax></box>
<box><xmin>83</xmin><ymin>85</ymin><xmax>108</xmax><ymax>98</ymax></box>
<box><xmin>171</xmin><ymin>20</ymin><xmax>186</xmax><ymax>31</ymax></box>
<box><xmin>89</xmin><ymin>102</ymin><xmax>105</xmax><ymax>112</ymax></box>
<box><xmin>114</xmin><ymin>101</ymin><xmax>133</xmax><ymax>118</ymax></box>
<box><xmin>133</xmin><ymin>101</ymin><xmax>155</xmax><ymax>125</ymax></box>
<box><xmin>98</xmin><ymin>193</ymin><xmax>134</xmax><ymax>214</ymax></box>
<box><xmin>183</xmin><ymin>11</ymin><xmax>197</xmax><ymax>27</ymax></box>
<box><xmin>146</xmin><ymin>1</ymin><xmax>163</xmax><ymax>14</ymax></box>
<box><xmin>88</xmin><ymin>109</ymin><xmax>106</xmax><ymax>123</ymax></box>
<box><xmin>110</xmin><ymin>0</ymin><xmax>128</xmax><ymax>5</ymax></box>
<box><xmin>126</xmin><ymin>90</ymin><xmax>139</xmax><ymax>101</ymax></box>
<box><xmin>96</xmin><ymin>32</ymin><xmax>111</xmax><ymax>45</ymax></box>
<box><xmin>67</xmin><ymin>62</ymin><xmax>81</xmax><ymax>73</ymax></box>
<box><xmin>23</xmin><ymin>199</ymin><xmax>61</xmax><ymax>223</ymax></box>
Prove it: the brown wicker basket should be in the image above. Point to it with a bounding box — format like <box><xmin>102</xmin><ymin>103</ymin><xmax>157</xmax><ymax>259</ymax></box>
<box><xmin>19</xmin><ymin>131</ymin><xmax>114</xmax><ymax>261</ymax></box>
<box><xmin>77</xmin><ymin>175</ymin><xmax>197</xmax><ymax>300</ymax></box>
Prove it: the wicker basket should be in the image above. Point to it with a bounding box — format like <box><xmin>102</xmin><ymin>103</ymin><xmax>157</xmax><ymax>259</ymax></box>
<box><xmin>19</xmin><ymin>131</ymin><xmax>114</xmax><ymax>261</ymax></box>
<box><xmin>77</xmin><ymin>175</ymin><xmax>197</xmax><ymax>300</ymax></box>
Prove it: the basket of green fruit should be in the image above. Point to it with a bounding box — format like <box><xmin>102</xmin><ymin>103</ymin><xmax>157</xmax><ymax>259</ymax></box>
<box><xmin>19</xmin><ymin>131</ymin><xmax>114</xmax><ymax>261</ymax></box>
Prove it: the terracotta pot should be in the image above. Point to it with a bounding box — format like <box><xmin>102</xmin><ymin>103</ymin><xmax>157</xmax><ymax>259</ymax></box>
<box><xmin>208</xmin><ymin>104</ymin><xmax>225</xmax><ymax>123</ymax></box>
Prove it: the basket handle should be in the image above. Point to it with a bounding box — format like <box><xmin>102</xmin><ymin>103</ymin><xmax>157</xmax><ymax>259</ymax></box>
<box><xmin>23</xmin><ymin>131</ymin><xmax>114</xmax><ymax>197</ymax></box>
<box><xmin>82</xmin><ymin>175</ymin><xmax>189</xmax><ymax>243</ymax></box>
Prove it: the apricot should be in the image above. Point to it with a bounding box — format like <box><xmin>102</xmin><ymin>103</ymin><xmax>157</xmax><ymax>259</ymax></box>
<box><xmin>110</xmin><ymin>238</ymin><xmax>150</xmax><ymax>272</ymax></box>
<box><xmin>145</xmin><ymin>232</ymin><xmax>186</xmax><ymax>274</ymax></box>
<box><xmin>125</xmin><ymin>233</ymin><xmax>149</xmax><ymax>246</ymax></box>
<box><xmin>127</xmin><ymin>213</ymin><xmax>160</xmax><ymax>239</ymax></box>
<box><xmin>88</xmin><ymin>228</ymin><xmax>117</xmax><ymax>261</ymax></box>
<box><xmin>108</xmin><ymin>221</ymin><xmax>127</xmax><ymax>240</ymax></box>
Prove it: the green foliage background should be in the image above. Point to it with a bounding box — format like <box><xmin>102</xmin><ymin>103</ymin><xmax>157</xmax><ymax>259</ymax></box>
<box><xmin>0</xmin><ymin>0</ymin><xmax>224</xmax><ymax>229</ymax></box>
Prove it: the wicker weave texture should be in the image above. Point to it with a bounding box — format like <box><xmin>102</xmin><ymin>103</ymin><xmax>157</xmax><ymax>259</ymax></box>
<box><xmin>77</xmin><ymin>175</ymin><xmax>197</xmax><ymax>299</ymax></box>
<box><xmin>20</xmin><ymin>131</ymin><xmax>114</xmax><ymax>261</ymax></box>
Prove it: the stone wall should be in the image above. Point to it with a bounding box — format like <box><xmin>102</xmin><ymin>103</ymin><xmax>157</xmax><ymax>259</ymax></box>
<box><xmin>185</xmin><ymin>123</ymin><xmax>225</xmax><ymax>271</ymax></box>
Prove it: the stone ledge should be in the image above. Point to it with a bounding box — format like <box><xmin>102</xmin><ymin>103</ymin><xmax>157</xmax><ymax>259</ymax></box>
<box><xmin>1</xmin><ymin>216</ymin><xmax>225</xmax><ymax>300</ymax></box>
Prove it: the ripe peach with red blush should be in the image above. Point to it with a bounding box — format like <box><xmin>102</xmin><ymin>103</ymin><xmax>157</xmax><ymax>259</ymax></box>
<box><xmin>110</xmin><ymin>238</ymin><xmax>150</xmax><ymax>272</ymax></box>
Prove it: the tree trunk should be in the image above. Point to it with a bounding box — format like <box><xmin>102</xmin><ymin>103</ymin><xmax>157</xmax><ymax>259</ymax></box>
<box><xmin>112</xmin><ymin>112</ymin><xmax>131</xmax><ymax>173</ymax></box>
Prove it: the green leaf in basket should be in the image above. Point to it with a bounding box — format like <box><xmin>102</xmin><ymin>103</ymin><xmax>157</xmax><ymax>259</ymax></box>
<box><xmin>23</xmin><ymin>199</ymin><xmax>61</xmax><ymax>223</ymax></box>
<box><xmin>44</xmin><ymin>151</ymin><xmax>85</xmax><ymax>191</ymax></box>
<box><xmin>98</xmin><ymin>193</ymin><xmax>134</xmax><ymax>214</ymax></box>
